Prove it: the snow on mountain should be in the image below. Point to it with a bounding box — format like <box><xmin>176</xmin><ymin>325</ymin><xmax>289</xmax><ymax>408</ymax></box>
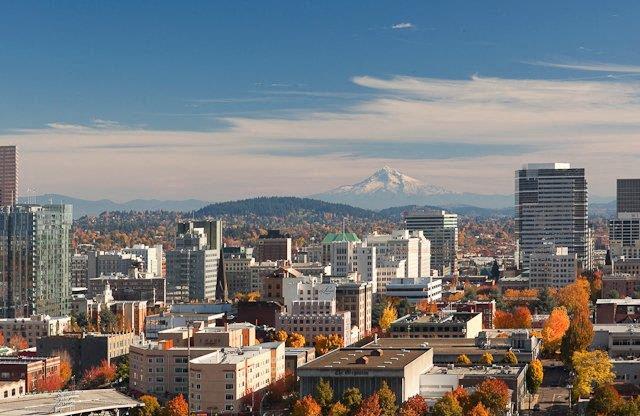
<box><xmin>326</xmin><ymin>166</ymin><xmax>455</xmax><ymax>197</ymax></box>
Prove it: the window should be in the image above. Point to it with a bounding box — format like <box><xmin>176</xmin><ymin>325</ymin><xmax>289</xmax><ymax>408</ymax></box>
<box><xmin>225</xmin><ymin>373</ymin><xmax>234</xmax><ymax>379</ymax></box>
<box><xmin>226</xmin><ymin>384</ymin><xmax>234</xmax><ymax>389</ymax></box>
<box><xmin>226</xmin><ymin>394</ymin><xmax>234</xmax><ymax>400</ymax></box>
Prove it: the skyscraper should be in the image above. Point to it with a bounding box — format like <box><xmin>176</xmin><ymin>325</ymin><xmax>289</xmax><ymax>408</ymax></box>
<box><xmin>515</xmin><ymin>163</ymin><xmax>589</xmax><ymax>270</ymax></box>
<box><xmin>404</xmin><ymin>210</ymin><xmax>457</xmax><ymax>275</ymax></box>
<box><xmin>177</xmin><ymin>219</ymin><xmax>222</xmax><ymax>251</ymax></box>
<box><xmin>0</xmin><ymin>204</ymin><xmax>73</xmax><ymax>317</ymax></box>
<box><xmin>0</xmin><ymin>146</ymin><xmax>17</xmax><ymax>206</ymax></box>
<box><xmin>609</xmin><ymin>179</ymin><xmax>640</xmax><ymax>259</ymax></box>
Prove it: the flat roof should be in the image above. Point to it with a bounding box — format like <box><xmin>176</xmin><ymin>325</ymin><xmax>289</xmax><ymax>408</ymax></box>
<box><xmin>594</xmin><ymin>324</ymin><xmax>640</xmax><ymax>333</ymax></box>
<box><xmin>191</xmin><ymin>348</ymin><xmax>267</xmax><ymax>365</ymax></box>
<box><xmin>596</xmin><ymin>298</ymin><xmax>640</xmax><ymax>305</ymax></box>
<box><xmin>393</xmin><ymin>312</ymin><xmax>481</xmax><ymax>325</ymax></box>
<box><xmin>0</xmin><ymin>389</ymin><xmax>142</xmax><ymax>416</ymax></box>
<box><xmin>299</xmin><ymin>347</ymin><xmax>431</xmax><ymax>371</ymax></box>
<box><xmin>427</xmin><ymin>364</ymin><xmax>523</xmax><ymax>376</ymax></box>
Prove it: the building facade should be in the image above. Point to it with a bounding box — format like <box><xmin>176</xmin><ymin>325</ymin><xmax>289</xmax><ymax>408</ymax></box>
<box><xmin>528</xmin><ymin>243</ymin><xmax>578</xmax><ymax>288</ymax></box>
<box><xmin>0</xmin><ymin>146</ymin><xmax>17</xmax><ymax>207</ymax></box>
<box><xmin>404</xmin><ymin>211</ymin><xmax>458</xmax><ymax>276</ymax></box>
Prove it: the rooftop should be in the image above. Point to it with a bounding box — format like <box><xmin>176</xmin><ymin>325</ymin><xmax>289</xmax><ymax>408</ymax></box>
<box><xmin>0</xmin><ymin>389</ymin><xmax>141</xmax><ymax>416</ymax></box>
<box><xmin>299</xmin><ymin>347</ymin><xmax>431</xmax><ymax>371</ymax></box>
<box><xmin>393</xmin><ymin>312</ymin><xmax>481</xmax><ymax>325</ymax></box>
<box><xmin>190</xmin><ymin>347</ymin><xmax>269</xmax><ymax>365</ymax></box>
<box><xmin>596</xmin><ymin>298</ymin><xmax>640</xmax><ymax>305</ymax></box>
<box><xmin>427</xmin><ymin>364</ymin><xmax>523</xmax><ymax>376</ymax></box>
<box><xmin>321</xmin><ymin>232</ymin><xmax>361</xmax><ymax>244</ymax></box>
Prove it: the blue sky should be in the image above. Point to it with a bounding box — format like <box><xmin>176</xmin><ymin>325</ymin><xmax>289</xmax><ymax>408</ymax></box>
<box><xmin>1</xmin><ymin>1</ymin><xmax>639</xmax><ymax>200</ymax></box>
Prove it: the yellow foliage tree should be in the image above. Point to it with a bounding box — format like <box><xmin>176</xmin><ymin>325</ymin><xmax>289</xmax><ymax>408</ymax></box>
<box><xmin>314</xmin><ymin>334</ymin><xmax>344</xmax><ymax>356</ymax></box>
<box><xmin>478</xmin><ymin>352</ymin><xmax>493</xmax><ymax>365</ymax></box>
<box><xmin>275</xmin><ymin>330</ymin><xmax>288</xmax><ymax>342</ymax></box>
<box><xmin>287</xmin><ymin>332</ymin><xmax>306</xmax><ymax>348</ymax></box>
<box><xmin>456</xmin><ymin>354</ymin><xmax>472</xmax><ymax>365</ymax></box>
<box><xmin>555</xmin><ymin>278</ymin><xmax>590</xmax><ymax>315</ymax></box>
<box><xmin>379</xmin><ymin>304</ymin><xmax>398</xmax><ymax>331</ymax></box>
<box><xmin>541</xmin><ymin>307</ymin><xmax>570</xmax><ymax>354</ymax></box>
<box><xmin>572</xmin><ymin>350</ymin><xmax>615</xmax><ymax>399</ymax></box>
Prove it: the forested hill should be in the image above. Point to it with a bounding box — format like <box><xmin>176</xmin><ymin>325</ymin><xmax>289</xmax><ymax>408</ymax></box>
<box><xmin>195</xmin><ymin>196</ymin><xmax>382</xmax><ymax>219</ymax></box>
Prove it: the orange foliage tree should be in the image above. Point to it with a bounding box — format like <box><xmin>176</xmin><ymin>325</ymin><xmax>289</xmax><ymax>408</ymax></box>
<box><xmin>354</xmin><ymin>393</ymin><xmax>382</xmax><ymax>416</ymax></box>
<box><xmin>292</xmin><ymin>395</ymin><xmax>322</xmax><ymax>416</ymax></box>
<box><xmin>0</xmin><ymin>331</ymin><xmax>4</xmax><ymax>346</ymax></box>
<box><xmin>399</xmin><ymin>394</ymin><xmax>429</xmax><ymax>416</ymax></box>
<box><xmin>470</xmin><ymin>378</ymin><xmax>511</xmax><ymax>415</ymax></box>
<box><xmin>314</xmin><ymin>334</ymin><xmax>344</xmax><ymax>356</ymax></box>
<box><xmin>541</xmin><ymin>307</ymin><xmax>570</xmax><ymax>354</ymax></box>
<box><xmin>555</xmin><ymin>278</ymin><xmax>590</xmax><ymax>315</ymax></box>
<box><xmin>34</xmin><ymin>373</ymin><xmax>64</xmax><ymax>392</ymax></box>
<box><xmin>416</xmin><ymin>300</ymin><xmax>438</xmax><ymax>314</ymax></box>
<box><xmin>54</xmin><ymin>350</ymin><xmax>73</xmax><ymax>385</ymax></box>
<box><xmin>8</xmin><ymin>334</ymin><xmax>28</xmax><ymax>350</ymax></box>
<box><xmin>164</xmin><ymin>394</ymin><xmax>189</xmax><ymax>416</ymax></box>
<box><xmin>494</xmin><ymin>306</ymin><xmax>532</xmax><ymax>329</ymax></box>
<box><xmin>467</xmin><ymin>403</ymin><xmax>491</xmax><ymax>416</ymax></box>
<box><xmin>81</xmin><ymin>359</ymin><xmax>116</xmax><ymax>388</ymax></box>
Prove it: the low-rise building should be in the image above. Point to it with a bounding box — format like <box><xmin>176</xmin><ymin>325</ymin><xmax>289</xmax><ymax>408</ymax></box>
<box><xmin>385</xmin><ymin>277</ymin><xmax>443</xmax><ymax>303</ymax></box>
<box><xmin>298</xmin><ymin>346</ymin><xmax>434</xmax><ymax>404</ymax></box>
<box><xmin>390</xmin><ymin>312</ymin><xmax>483</xmax><ymax>339</ymax></box>
<box><xmin>285</xmin><ymin>347</ymin><xmax>315</xmax><ymax>378</ymax></box>
<box><xmin>236</xmin><ymin>300</ymin><xmax>286</xmax><ymax>327</ymax></box>
<box><xmin>592</xmin><ymin>324</ymin><xmax>640</xmax><ymax>357</ymax></box>
<box><xmin>145</xmin><ymin>312</ymin><xmax>224</xmax><ymax>340</ymax></box>
<box><xmin>435</xmin><ymin>300</ymin><xmax>496</xmax><ymax>329</ymax></box>
<box><xmin>88</xmin><ymin>272</ymin><xmax>166</xmax><ymax>304</ymax></box>
<box><xmin>0</xmin><ymin>356</ymin><xmax>60</xmax><ymax>393</ymax></box>
<box><xmin>0</xmin><ymin>380</ymin><xmax>25</xmax><ymax>399</ymax></box>
<box><xmin>602</xmin><ymin>274</ymin><xmax>640</xmax><ymax>299</ymax></box>
<box><xmin>595</xmin><ymin>298</ymin><xmax>640</xmax><ymax>324</ymax></box>
<box><xmin>188</xmin><ymin>342</ymin><xmax>285</xmax><ymax>414</ymax></box>
<box><xmin>192</xmin><ymin>323</ymin><xmax>256</xmax><ymax>348</ymax></box>
<box><xmin>276</xmin><ymin>300</ymin><xmax>352</xmax><ymax>346</ymax></box>
<box><xmin>0</xmin><ymin>315</ymin><xmax>70</xmax><ymax>347</ymax></box>
<box><xmin>36</xmin><ymin>332</ymin><xmax>136</xmax><ymax>374</ymax></box>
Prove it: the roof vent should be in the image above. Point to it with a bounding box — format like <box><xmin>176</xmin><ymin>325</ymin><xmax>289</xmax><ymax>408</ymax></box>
<box><xmin>356</xmin><ymin>356</ymin><xmax>369</xmax><ymax>365</ymax></box>
<box><xmin>371</xmin><ymin>349</ymin><xmax>384</xmax><ymax>357</ymax></box>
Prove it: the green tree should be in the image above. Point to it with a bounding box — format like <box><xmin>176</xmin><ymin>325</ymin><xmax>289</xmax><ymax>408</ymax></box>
<box><xmin>538</xmin><ymin>287</ymin><xmax>557</xmax><ymax>314</ymax></box>
<box><xmin>377</xmin><ymin>381</ymin><xmax>397</xmax><ymax>416</ymax></box>
<box><xmin>526</xmin><ymin>359</ymin><xmax>544</xmax><ymax>394</ymax></box>
<box><xmin>75</xmin><ymin>312</ymin><xmax>89</xmax><ymax>329</ymax></box>
<box><xmin>561</xmin><ymin>311</ymin><xmax>594</xmax><ymax>366</ymax></box>
<box><xmin>607</xmin><ymin>289</ymin><xmax>621</xmax><ymax>299</ymax></box>
<box><xmin>314</xmin><ymin>378</ymin><xmax>334</xmax><ymax>414</ymax></box>
<box><xmin>490</xmin><ymin>260</ymin><xmax>500</xmax><ymax>280</ymax></box>
<box><xmin>99</xmin><ymin>309</ymin><xmax>117</xmax><ymax>333</ymax></box>
<box><xmin>341</xmin><ymin>387</ymin><xmax>363</xmax><ymax>414</ymax></box>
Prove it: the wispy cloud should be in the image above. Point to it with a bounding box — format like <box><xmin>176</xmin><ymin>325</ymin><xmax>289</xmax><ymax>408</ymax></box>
<box><xmin>391</xmin><ymin>22</ymin><xmax>414</xmax><ymax>30</ymax></box>
<box><xmin>525</xmin><ymin>60</ymin><xmax>640</xmax><ymax>73</ymax></box>
<box><xmin>4</xmin><ymin>73</ymin><xmax>640</xmax><ymax>199</ymax></box>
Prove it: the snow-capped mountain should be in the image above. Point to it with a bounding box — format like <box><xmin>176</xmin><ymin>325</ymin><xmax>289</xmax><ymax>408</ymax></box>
<box><xmin>328</xmin><ymin>166</ymin><xmax>454</xmax><ymax>196</ymax></box>
<box><xmin>312</xmin><ymin>166</ymin><xmax>512</xmax><ymax>210</ymax></box>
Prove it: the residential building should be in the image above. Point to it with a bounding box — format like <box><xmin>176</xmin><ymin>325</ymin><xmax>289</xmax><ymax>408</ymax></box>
<box><xmin>0</xmin><ymin>204</ymin><xmax>73</xmax><ymax>317</ymax></box>
<box><xmin>276</xmin><ymin>300</ymin><xmax>352</xmax><ymax>346</ymax></box>
<box><xmin>0</xmin><ymin>146</ymin><xmax>17</xmax><ymax>207</ymax></box>
<box><xmin>609</xmin><ymin>257</ymin><xmax>640</xmax><ymax>275</ymax></box>
<box><xmin>255</xmin><ymin>229</ymin><xmax>292</xmax><ymax>262</ymax></box>
<box><xmin>385</xmin><ymin>277</ymin><xmax>443</xmax><ymax>303</ymax></box>
<box><xmin>617</xmin><ymin>179</ymin><xmax>640</xmax><ymax>216</ymax></box>
<box><xmin>404</xmin><ymin>211</ymin><xmax>458</xmax><ymax>276</ymax></box>
<box><xmin>335</xmin><ymin>282</ymin><xmax>373</xmax><ymax>337</ymax></box>
<box><xmin>123</xmin><ymin>244</ymin><xmax>164</xmax><ymax>277</ymax></box>
<box><xmin>515</xmin><ymin>163</ymin><xmax>589</xmax><ymax>270</ymax></box>
<box><xmin>0</xmin><ymin>315</ymin><xmax>70</xmax><ymax>347</ymax></box>
<box><xmin>188</xmin><ymin>342</ymin><xmax>285</xmax><ymax>414</ymax></box>
<box><xmin>389</xmin><ymin>312</ymin><xmax>483</xmax><ymax>339</ymax></box>
<box><xmin>224</xmin><ymin>255</ymin><xmax>255</xmax><ymax>295</ymax></box>
<box><xmin>298</xmin><ymin>346</ymin><xmax>434</xmax><ymax>404</ymax></box>
<box><xmin>37</xmin><ymin>332</ymin><xmax>136</xmax><ymax>374</ymax></box>
<box><xmin>528</xmin><ymin>243</ymin><xmax>578</xmax><ymax>288</ymax></box>
<box><xmin>0</xmin><ymin>356</ymin><xmax>59</xmax><ymax>393</ymax></box>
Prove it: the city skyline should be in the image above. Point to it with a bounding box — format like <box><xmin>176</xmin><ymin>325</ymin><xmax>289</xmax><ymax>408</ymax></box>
<box><xmin>2</xmin><ymin>2</ymin><xmax>640</xmax><ymax>201</ymax></box>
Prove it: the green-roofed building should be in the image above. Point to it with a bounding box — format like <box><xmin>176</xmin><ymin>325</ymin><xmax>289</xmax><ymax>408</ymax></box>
<box><xmin>321</xmin><ymin>232</ymin><xmax>361</xmax><ymax>275</ymax></box>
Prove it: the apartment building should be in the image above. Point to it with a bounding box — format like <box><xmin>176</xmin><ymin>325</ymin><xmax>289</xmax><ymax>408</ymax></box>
<box><xmin>0</xmin><ymin>315</ymin><xmax>70</xmax><ymax>347</ymax></box>
<box><xmin>335</xmin><ymin>282</ymin><xmax>373</xmax><ymax>337</ymax></box>
<box><xmin>276</xmin><ymin>300</ymin><xmax>352</xmax><ymax>346</ymax></box>
<box><xmin>528</xmin><ymin>244</ymin><xmax>578</xmax><ymax>288</ymax></box>
<box><xmin>188</xmin><ymin>342</ymin><xmax>285</xmax><ymax>414</ymax></box>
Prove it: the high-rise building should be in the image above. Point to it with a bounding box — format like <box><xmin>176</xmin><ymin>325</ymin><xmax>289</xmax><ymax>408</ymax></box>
<box><xmin>0</xmin><ymin>204</ymin><xmax>73</xmax><ymax>317</ymax></box>
<box><xmin>364</xmin><ymin>230</ymin><xmax>431</xmax><ymax>279</ymax></box>
<box><xmin>515</xmin><ymin>163</ymin><xmax>589</xmax><ymax>270</ymax></box>
<box><xmin>528</xmin><ymin>243</ymin><xmax>578</xmax><ymax>288</ymax></box>
<box><xmin>404</xmin><ymin>211</ymin><xmax>457</xmax><ymax>275</ymax></box>
<box><xmin>166</xmin><ymin>227</ymin><xmax>219</xmax><ymax>302</ymax></box>
<box><xmin>610</xmin><ymin>179</ymin><xmax>640</xmax><ymax>259</ymax></box>
<box><xmin>255</xmin><ymin>229</ymin><xmax>292</xmax><ymax>262</ymax></box>
<box><xmin>123</xmin><ymin>244</ymin><xmax>163</xmax><ymax>276</ymax></box>
<box><xmin>177</xmin><ymin>219</ymin><xmax>222</xmax><ymax>252</ymax></box>
<box><xmin>0</xmin><ymin>146</ymin><xmax>17</xmax><ymax>207</ymax></box>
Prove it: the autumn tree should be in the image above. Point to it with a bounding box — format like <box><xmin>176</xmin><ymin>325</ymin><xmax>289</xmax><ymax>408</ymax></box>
<box><xmin>34</xmin><ymin>373</ymin><xmax>64</xmax><ymax>392</ymax></box>
<box><xmin>399</xmin><ymin>395</ymin><xmax>428</xmax><ymax>416</ymax></box>
<box><xmin>8</xmin><ymin>334</ymin><xmax>28</xmax><ymax>350</ymax></box>
<box><xmin>478</xmin><ymin>352</ymin><xmax>493</xmax><ymax>365</ymax></box>
<box><xmin>526</xmin><ymin>359</ymin><xmax>544</xmax><ymax>394</ymax></box>
<box><xmin>561</xmin><ymin>310</ymin><xmax>594</xmax><ymax>366</ymax></box>
<box><xmin>470</xmin><ymin>379</ymin><xmax>510</xmax><ymax>416</ymax></box>
<box><xmin>132</xmin><ymin>395</ymin><xmax>161</xmax><ymax>416</ymax></box>
<box><xmin>572</xmin><ymin>350</ymin><xmax>615</xmax><ymax>399</ymax></box>
<box><xmin>586</xmin><ymin>384</ymin><xmax>620</xmax><ymax>416</ymax></box>
<box><xmin>416</xmin><ymin>300</ymin><xmax>438</xmax><ymax>314</ymax></box>
<box><xmin>431</xmin><ymin>393</ymin><xmax>463</xmax><ymax>416</ymax></box>
<box><xmin>379</xmin><ymin>303</ymin><xmax>398</xmax><ymax>331</ymax></box>
<box><xmin>502</xmin><ymin>350</ymin><xmax>518</xmax><ymax>365</ymax></box>
<box><xmin>512</xmin><ymin>307</ymin><xmax>532</xmax><ymax>328</ymax></box>
<box><xmin>163</xmin><ymin>394</ymin><xmax>188</xmax><ymax>416</ymax></box>
<box><xmin>541</xmin><ymin>307</ymin><xmax>570</xmax><ymax>355</ymax></box>
<box><xmin>377</xmin><ymin>381</ymin><xmax>397</xmax><ymax>416</ymax></box>
<box><xmin>555</xmin><ymin>278</ymin><xmax>590</xmax><ymax>315</ymax></box>
<box><xmin>315</xmin><ymin>378</ymin><xmax>334</xmax><ymax>413</ymax></box>
<box><xmin>354</xmin><ymin>393</ymin><xmax>382</xmax><ymax>416</ymax></box>
<box><xmin>0</xmin><ymin>331</ymin><xmax>4</xmax><ymax>346</ymax></box>
<box><xmin>286</xmin><ymin>332</ymin><xmax>306</xmax><ymax>348</ymax></box>
<box><xmin>329</xmin><ymin>402</ymin><xmax>349</xmax><ymax>416</ymax></box>
<box><xmin>341</xmin><ymin>387</ymin><xmax>363</xmax><ymax>414</ymax></box>
<box><xmin>467</xmin><ymin>403</ymin><xmax>491</xmax><ymax>416</ymax></box>
<box><xmin>52</xmin><ymin>350</ymin><xmax>73</xmax><ymax>386</ymax></box>
<box><xmin>456</xmin><ymin>354</ymin><xmax>472</xmax><ymax>365</ymax></box>
<box><xmin>292</xmin><ymin>396</ymin><xmax>322</xmax><ymax>416</ymax></box>
<box><xmin>274</xmin><ymin>330</ymin><xmax>288</xmax><ymax>342</ymax></box>
<box><xmin>314</xmin><ymin>334</ymin><xmax>344</xmax><ymax>356</ymax></box>
<box><xmin>80</xmin><ymin>359</ymin><xmax>117</xmax><ymax>388</ymax></box>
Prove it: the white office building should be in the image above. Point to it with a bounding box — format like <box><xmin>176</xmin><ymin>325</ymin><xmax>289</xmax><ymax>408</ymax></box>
<box><xmin>528</xmin><ymin>243</ymin><xmax>578</xmax><ymax>288</ymax></box>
